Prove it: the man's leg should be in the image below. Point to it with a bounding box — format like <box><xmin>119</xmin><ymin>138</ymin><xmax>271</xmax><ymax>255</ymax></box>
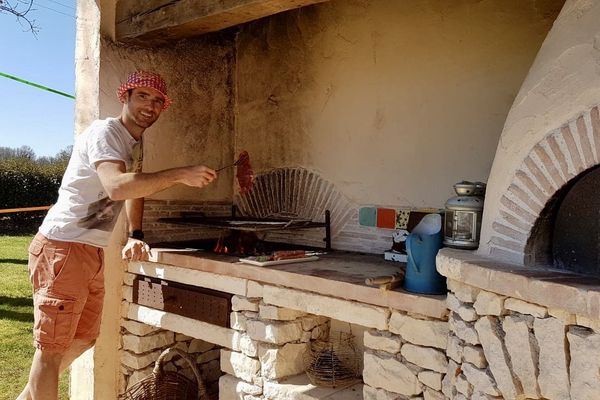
<box><xmin>17</xmin><ymin>349</ymin><xmax>63</xmax><ymax>400</ymax></box>
<box><xmin>16</xmin><ymin>339</ymin><xmax>95</xmax><ymax>400</ymax></box>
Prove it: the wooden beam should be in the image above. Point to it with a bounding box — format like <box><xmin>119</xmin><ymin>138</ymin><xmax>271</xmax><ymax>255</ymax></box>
<box><xmin>116</xmin><ymin>0</ymin><xmax>329</xmax><ymax>46</ymax></box>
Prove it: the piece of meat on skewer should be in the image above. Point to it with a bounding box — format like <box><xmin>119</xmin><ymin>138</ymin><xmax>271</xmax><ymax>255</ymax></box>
<box><xmin>236</xmin><ymin>150</ymin><xmax>254</xmax><ymax>194</ymax></box>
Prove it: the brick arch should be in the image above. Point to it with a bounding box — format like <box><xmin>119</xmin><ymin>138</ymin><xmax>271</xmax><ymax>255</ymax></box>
<box><xmin>487</xmin><ymin>106</ymin><xmax>600</xmax><ymax>264</ymax></box>
<box><xmin>233</xmin><ymin>167</ymin><xmax>354</xmax><ymax>238</ymax></box>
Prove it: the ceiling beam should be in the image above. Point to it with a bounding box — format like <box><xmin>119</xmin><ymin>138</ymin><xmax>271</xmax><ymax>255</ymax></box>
<box><xmin>116</xmin><ymin>0</ymin><xmax>329</xmax><ymax>46</ymax></box>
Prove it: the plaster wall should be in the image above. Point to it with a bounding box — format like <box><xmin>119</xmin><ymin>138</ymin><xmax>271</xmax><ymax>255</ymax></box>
<box><xmin>478</xmin><ymin>0</ymin><xmax>600</xmax><ymax>258</ymax></box>
<box><xmin>235</xmin><ymin>0</ymin><xmax>563</xmax><ymax>208</ymax></box>
<box><xmin>98</xmin><ymin>35</ymin><xmax>236</xmax><ymax>202</ymax></box>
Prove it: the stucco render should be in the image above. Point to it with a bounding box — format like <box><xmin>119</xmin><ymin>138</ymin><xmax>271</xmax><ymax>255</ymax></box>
<box><xmin>98</xmin><ymin>35</ymin><xmax>236</xmax><ymax>202</ymax></box>
<box><xmin>235</xmin><ymin>0</ymin><xmax>563</xmax><ymax>208</ymax></box>
<box><xmin>478</xmin><ymin>0</ymin><xmax>600</xmax><ymax>259</ymax></box>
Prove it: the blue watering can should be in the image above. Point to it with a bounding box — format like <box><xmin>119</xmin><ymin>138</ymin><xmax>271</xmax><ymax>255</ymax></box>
<box><xmin>403</xmin><ymin>214</ymin><xmax>446</xmax><ymax>294</ymax></box>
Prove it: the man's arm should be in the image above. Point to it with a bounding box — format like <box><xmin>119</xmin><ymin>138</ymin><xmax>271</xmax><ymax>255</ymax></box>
<box><xmin>122</xmin><ymin>197</ymin><xmax>149</xmax><ymax>261</ymax></box>
<box><xmin>96</xmin><ymin>160</ymin><xmax>216</xmax><ymax>201</ymax></box>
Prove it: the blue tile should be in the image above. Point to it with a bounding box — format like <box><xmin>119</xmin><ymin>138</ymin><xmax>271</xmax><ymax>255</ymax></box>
<box><xmin>359</xmin><ymin>207</ymin><xmax>377</xmax><ymax>227</ymax></box>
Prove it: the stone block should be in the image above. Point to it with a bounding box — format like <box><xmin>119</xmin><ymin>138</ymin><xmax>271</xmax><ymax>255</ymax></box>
<box><xmin>363</xmin><ymin>385</ymin><xmax>404</xmax><ymax>400</ymax></box>
<box><xmin>301</xmin><ymin>315</ymin><xmax>329</xmax><ymax>331</ymax></box>
<box><xmin>389</xmin><ymin>312</ymin><xmax>448</xmax><ymax>349</ymax></box>
<box><xmin>123</xmin><ymin>272</ymin><xmax>136</xmax><ymax>286</ymax></box>
<box><xmin>567</xmin><ymin>326</ymin><xmax>600</xmax><ymax>400</ymax></box>
<box><xmin>263</xmin><ymin>285</ymin><xmax>389</xmax><ymax>330</ymax></box>
<box><xmin>219</xmin><ymin>374</ymin><xmax>256</xmax><ymax>400</ymax></box>
<box><xmin>504</xmin><ymin>298</ymin><xmax>547</xmax><ymax>318</ymax></box>
<box><xmin>126</xmin><ymin>366</ymin><xmax>153</xmax><ymax>391</ymax></box>
<box><xmin>418</xmin><ymin>370</ymin><xmax>442</xmax><ymax>391</ymax></box>
<box><xmin>575</xmin><ymin>315</ymin><xmax>600</xmax><ymax>331</ymax></box>
<box><xmin>122</xmin><ymin>285</ymin><xmax>133</xmax><ymax>302</ymax></box>
<box><xmin>176</xmin><ymin>333</ymin><xmax>194</xmax><ymax>341</ymax></box>
<box><xmin>446</xmin><ymin>334</ymin><xmax>463</xmax><ymax>363</ymax></box>
<box><xmin>449</xmin><ymin>313</ymin><xmax>480</xmax><ymax>345</ymax></box>
<box><xmin>534</xmin><ymin>317</ymin><xmax>570</xmax><ymax>400</ymax></box>
<box><xmin>503</xmin><ymin>315</ymin><xmax>540</xmax><ymax>399</ymax></box>
<box><xmin>232</xmin><ymin>296</ymin><xmax>260</xmax><ymax>312</ymax></box>
<box><xmin>474</xmin><ymin>316</ymin><xmax>520</xmax><ymax>399</ymax></box>
<box><xmin>259</xmin><ymin>304</ymin><xmax>306</xmax><ymax>321</ymax></box>
<box><xmin>457</xmin><ymin>304</ymin><xmax>478</xmax><ymax>322</ymax></box>
<box><xmin>232</xmin><ymin>332</ymin><xmax>259</xmax><ymax>358</ymax></box>
<box><xmin>122</xmin><ymin>331</ymin><xmax>174</xmax><ymax>354</ymax></box>
<box><xmin>401</xmin><ymin>343</ymin><xmax>448</xmax><ymax>373</ymax></box>
<box><xmin>189</xmin><ymin>339</ymin><xmax>215</xmax><ymax>353</ymax></box>
<box><xmin>121</xmin><ymin>319</ymin><xmax>161</xmax><ymax>336</ymax></box>
<box><xmin>441</xmin><ymin>359</ymin><xmax>460</xmax><ymax>398</ymax></box>
<box><xmin>220</xmin><ymin>350</ymin><xmax>260</xmax><ymax>383</ymax></box>
<box><xmin>245</xmin><ymin>319</ymin><xmax>303</xmax><ymax>345</ymax></box>
<box><xmin>231</xmin><ymin>312</ymin><xmax>248</xmax><ymax>331</ymax></box>
<box><xmin>448</xmin><ymin>279</ymin><xmax>480</xmax><ymax>303</ymax></box>
<box><xmin>246</xmin><ymin>281</ymin><xmax>263</xmax><ymax>298</ymax></box>
<box><xmin>446</xmin><ymin>292</ymin><xmax>462</xmax><ymax>313</ymax></box>
<box><xmin>364</xmin><ymin>330</ymin><xmax>402</xmax><ymax>354</ymax></box>
<box><xmin>197</xmin><ymin>348</ymin><xmax>221</xmax><ymax>364</ymax></box>
<box><xmin>455</xmin><ymin>374</ymin><xmax>473</xmax><ymax>397</ymax></box>
<box><xmin>461</xmin><ymin>362</ymin><xmax>500</xmax><ymax>396</ymax></box>
<box><xmin>548</xmin><ymin>308</ymin><xmax>576</xmax><ymax>325</ymax></box>
<box><xmin>258</xmin><ymin>342</ymin><xmax>307</xmax><ymax>379</ymax></box>
<box><xmin>423</xmin><ymin>388</ymin><xmax>445</xmax><ymax>400</ymax></box>
<box><xmin>363</xmin><ymin>351</ymin><xmax>422</xmax><ymax>396</ymax></box>
<box><xmin>473</xmin><ymin>291</ymin><xmax>505</xmax><ymax>316</ymax></box>
<box><xmin>120</xmin><ymin>349</ymin><xmax>161</xmax><ymax>370</ymax></box>
<box><xmin>462</xmin><ymin>345</ymin><xmax>487</xmax><ymax>368</ymax></box>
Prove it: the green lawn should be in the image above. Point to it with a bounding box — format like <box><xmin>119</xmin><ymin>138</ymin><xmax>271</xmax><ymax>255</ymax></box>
<box><xmin>0</xmin><ymin>235</ymin><xmax>69</xmax><ymax>399</ymax></box>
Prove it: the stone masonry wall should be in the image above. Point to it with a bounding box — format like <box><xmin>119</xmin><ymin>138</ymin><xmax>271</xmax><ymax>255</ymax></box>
<box><xmin>119</xmin><ymin>272</ymin><xmax>223</xmax><ymax>396</ymax></box>
<box><xmin>120</xmin><ymin>264</ymin><xmax>451</xmax><ymax>400</ymax></box>
<box><xmin>444</xmin><ymin>278</ymin><xmax>600</xmax><ymax>400</ymax></box>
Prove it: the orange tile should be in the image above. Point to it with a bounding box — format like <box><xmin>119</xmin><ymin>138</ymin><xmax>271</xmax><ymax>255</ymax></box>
<box><xmin>377</xmin><ymin>208</ymin><xmax>396</xmax><ymax>229</ymax></box>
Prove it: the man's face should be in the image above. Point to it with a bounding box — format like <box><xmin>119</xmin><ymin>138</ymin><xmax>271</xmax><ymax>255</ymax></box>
<box><xmin>124</xmin><ymin>87</ymin><xmax>165</xmax><ymax>129</ymax></box>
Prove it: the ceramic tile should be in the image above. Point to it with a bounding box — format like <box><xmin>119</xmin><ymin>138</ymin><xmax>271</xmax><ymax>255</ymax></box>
<box><xmin>376</xmin><ymin>208</ymin><xmax>396</xmax><ymax>229</ymax></box>
<box><xmin>359</xmin><ymin>207</ymin><xmax>377</xmax><ymax>227</ymax></box>
<box><xmin>395</xmin><ymin>208</ymin><xmax>411</xmax><ymax>229</ymax></box>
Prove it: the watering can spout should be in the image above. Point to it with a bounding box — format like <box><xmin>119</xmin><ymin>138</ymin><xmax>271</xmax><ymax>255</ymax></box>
<box><xmin>403</xmin><ymin>214</ymin><xmax>447</xmax><ymax>295</ymax></box>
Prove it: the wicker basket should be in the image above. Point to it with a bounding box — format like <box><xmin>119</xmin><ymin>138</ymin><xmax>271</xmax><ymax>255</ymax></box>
<box><xmin>119</xmin><ymin>347</ymin><xmax>207</xmax><ymax>400</ymax></box>
<box><xmin>304</xmin><ymin>331</ymin><xmax>360</xmax><ymax>388</ymax></box>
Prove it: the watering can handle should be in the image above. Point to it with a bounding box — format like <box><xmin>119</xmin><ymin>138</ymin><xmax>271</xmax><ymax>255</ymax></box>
<box><xmin>406</xmin><ymin>234</ymin><xmax>421</xmax><ymax>273</ymax></box>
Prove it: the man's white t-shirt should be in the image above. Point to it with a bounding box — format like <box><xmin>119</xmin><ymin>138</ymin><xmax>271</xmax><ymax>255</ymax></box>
<box><xmin>39</xmin><ymin>118</ymin><xmax>140</xmax><ymax>247</ymax></box>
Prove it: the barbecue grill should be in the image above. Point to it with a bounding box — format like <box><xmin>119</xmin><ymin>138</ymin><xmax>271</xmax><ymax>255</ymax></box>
<box><xmin>158</xmin><ymin>209</ymin><xmax>332</xmax><ymax>251</ymax></box>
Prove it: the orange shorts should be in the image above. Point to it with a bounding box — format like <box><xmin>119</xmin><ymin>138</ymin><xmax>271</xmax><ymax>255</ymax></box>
<box><xmin>28</xmin><ymin>233</ymin><xmax>105</xmax><ymax>353</ymax></box>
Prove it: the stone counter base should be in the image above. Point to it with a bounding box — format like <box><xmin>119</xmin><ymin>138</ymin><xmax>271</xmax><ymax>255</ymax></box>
<box><xmin>438</xmin><ymin>249</ymin><xmax>600</xmax><ymax>400</ymax></box>
<box><xmin>120</xmin><ymin>269</ymin><xmax>450</xmax><ymax>399</ymax></box>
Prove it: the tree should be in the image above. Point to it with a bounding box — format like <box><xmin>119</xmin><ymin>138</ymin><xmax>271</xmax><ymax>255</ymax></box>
<box><xmin>0</xmin><ymin>0</ymin><xmax>39</xmax><ymax>35</ymax></box>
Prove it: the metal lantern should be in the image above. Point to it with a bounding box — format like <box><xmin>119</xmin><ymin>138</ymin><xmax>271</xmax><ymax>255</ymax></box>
<box><xmin>444</xmin><ymin>181</ymin><xmax>486</xmax><ymax>249</ymax></box>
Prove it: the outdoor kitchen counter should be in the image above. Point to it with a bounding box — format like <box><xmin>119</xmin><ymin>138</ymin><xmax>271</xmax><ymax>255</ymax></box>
<box><xmin>129</xmin><ymin>248</ymin><xmax>448</xmax><ymax>319</ymax></box>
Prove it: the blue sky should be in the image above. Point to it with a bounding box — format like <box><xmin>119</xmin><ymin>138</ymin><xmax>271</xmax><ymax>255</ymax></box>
<box><xmin>0</xmin><ymin>0</ymin><xmax>76</xmax><ymax>157</ymax></box>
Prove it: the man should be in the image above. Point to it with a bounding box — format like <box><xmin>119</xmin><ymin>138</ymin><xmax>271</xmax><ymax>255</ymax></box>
<box><xmin>17</xmin><ymin>71</ymin><xmax>216</xmax><ymax>400</ymax></box>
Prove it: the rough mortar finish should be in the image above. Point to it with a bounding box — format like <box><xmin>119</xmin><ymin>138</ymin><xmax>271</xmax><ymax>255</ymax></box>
<box><xmin>474</xmin><ymin>316</ymin><xmax>521</xmax><ymax>399</ymax></box>
<box><xmin>534</xmin><ymin>317</ymin><xmax>571</xmax><ymax>399</ymax></box>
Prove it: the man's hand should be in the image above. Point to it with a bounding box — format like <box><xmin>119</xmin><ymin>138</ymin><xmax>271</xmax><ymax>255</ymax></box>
<box><xmin>176</xmin><ymin>165</ymin><xmax>217</xmax><ymax>188</ymax></box>
<box><xmin>122</xmin><ymin>238</ymin><xmax>152</xmax><ymax>261</ymax></box>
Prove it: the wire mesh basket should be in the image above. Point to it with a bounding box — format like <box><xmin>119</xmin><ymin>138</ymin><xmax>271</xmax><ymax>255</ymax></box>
<box><xmin>119</xmin><ymin>347</ymin><xmax>207</xmax><ymax>400</ymax></box>
<box><xmin>304</xmin><ymin>331</ymin><xmax>360</xmax><ymax>388</ymax></box>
